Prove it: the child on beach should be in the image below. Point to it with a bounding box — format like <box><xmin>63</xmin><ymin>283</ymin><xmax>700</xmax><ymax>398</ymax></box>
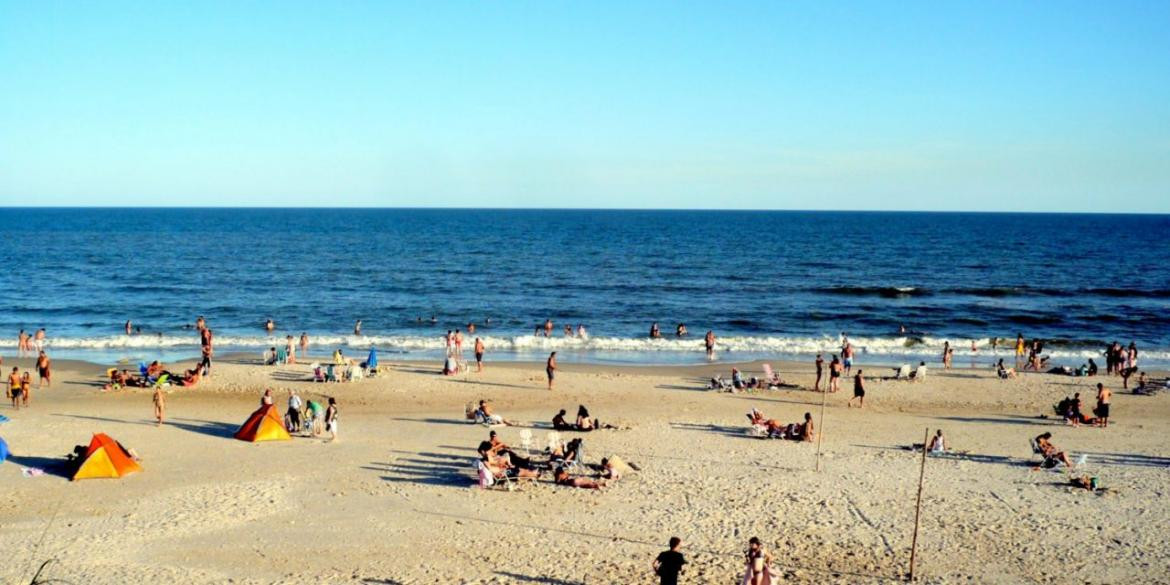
<box><xmin>153</xmin><ymin>386</ymin><xmax>166</xmax><ymax>425</ymax></box>
<box><xmin>325</xmin><ymin>397</ymin><xmax>338</xmax><ymax>442</ymax></box>
<box><xmin>743</xmin><ymin>537</ymin><xmax>778</xmax><ymax>585</ymax></box>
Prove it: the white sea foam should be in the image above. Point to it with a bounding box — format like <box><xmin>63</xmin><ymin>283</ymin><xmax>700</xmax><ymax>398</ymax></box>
<box><xmin>4</xmin><ymin>334</ymin><xmax>1167</xmax><ymax>363</ymax></box>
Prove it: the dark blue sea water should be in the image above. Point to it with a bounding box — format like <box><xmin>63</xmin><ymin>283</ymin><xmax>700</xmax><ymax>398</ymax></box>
<box><xmin>1</xmin><ymin>208</ymin><xmax>1167</xmax><ymax>366</ymax></box>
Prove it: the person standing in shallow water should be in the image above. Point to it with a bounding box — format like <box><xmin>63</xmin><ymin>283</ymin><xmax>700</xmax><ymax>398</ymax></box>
<box><xmin>705</xmin><ymin>330</ymin><xmax>716</xmax><ymax>361</ymax></box>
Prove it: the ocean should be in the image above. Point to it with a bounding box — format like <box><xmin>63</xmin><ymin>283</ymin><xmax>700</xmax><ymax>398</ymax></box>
<box><xmin>1</xmin><ymin>208</ymin><xmax>1167</xmax><ymax>367</ymax></box>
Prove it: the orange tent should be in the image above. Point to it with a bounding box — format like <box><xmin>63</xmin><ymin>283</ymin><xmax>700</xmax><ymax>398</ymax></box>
<box><xmin>72</xmin><ymin>433</ymin><xmax>142</xmax><ymax>481</ymax></box>
<box><xmin>234</xmin><ymin>404</ymin><xmax>291</xmax><ymax>442</ymax></box>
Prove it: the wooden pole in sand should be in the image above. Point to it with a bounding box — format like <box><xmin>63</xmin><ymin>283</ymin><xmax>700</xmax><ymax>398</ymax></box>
<box><xmin>908</xmin><ymin>426</ymin><xmax>929</xmax><ymax>581</ymax></box>
<box><xmin>815</xmin><ymin>386</ymin><xmax>828</xmax><ymax>472</ymax></box>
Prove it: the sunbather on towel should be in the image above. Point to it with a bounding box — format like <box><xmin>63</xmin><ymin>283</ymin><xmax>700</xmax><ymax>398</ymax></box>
<box><xmin>554</xmin><ymin>467</ymin><xmax>604</xmax><ymax>490</ymax></box>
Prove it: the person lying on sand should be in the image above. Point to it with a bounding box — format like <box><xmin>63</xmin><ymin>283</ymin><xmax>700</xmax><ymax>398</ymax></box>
<box><xmin>553</xmin><ymin>466</ymin><xmax>604</xmax><ymax>490</ymax></box>
<box><xmin>1034</xmin><ymin>432</ymin><xmax>1072</xmax><ymax>469</ymax></box>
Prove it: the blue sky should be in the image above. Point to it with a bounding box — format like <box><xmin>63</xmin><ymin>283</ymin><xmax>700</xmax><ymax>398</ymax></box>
<box><xmin>1</xmin><ymin>1</ymin><xmax>1168</xmax><ymax>211</ymax></box>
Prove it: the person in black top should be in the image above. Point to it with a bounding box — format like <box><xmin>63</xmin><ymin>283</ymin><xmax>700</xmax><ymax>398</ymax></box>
<box><xmin>654</xmin><ymin>536</ymin><xmax>686</xmax><ymax>585</ymax></box>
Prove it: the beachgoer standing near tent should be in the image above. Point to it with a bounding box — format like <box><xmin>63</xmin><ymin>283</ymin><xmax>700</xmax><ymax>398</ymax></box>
<box><xmin>153</xmin><ymin>385</ymin><xmax>166</xmax><ymax>426</ymax></box>
<box><xmin>325</xmin><ymin>397</ymin><xmax>339</xmax><ymax>442</ymax></box>
<box><xmin>653</xmin><ymin>536</ymin><xmax>686</xmax><ymax>585</ymax></box>
<box><xmin>287</xmin><ymin>389</ymin><xmax>302</xmax><ymax>433</ymax></box>
<box><xmin>261</xmin><ymin>388</ymin><xmax>273</xmax><ymax>407</ymax></box>
<box><xmin>547</xmin><ymin>352</ymin><xmax>557</xmax><ymax>390</ymax></box>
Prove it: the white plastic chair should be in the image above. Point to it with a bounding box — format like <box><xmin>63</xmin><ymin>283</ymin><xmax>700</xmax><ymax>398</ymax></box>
<box><xmin>519</xmin><ymin>429</ymin><xmax>533</xmax><ymax>456</ymax></box>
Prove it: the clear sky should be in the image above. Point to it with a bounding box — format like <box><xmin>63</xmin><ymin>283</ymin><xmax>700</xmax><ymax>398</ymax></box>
<box><xmin>1</xmin><ymin>1</ymin><xmax>1168</xmax><ymax>211</ymax></box>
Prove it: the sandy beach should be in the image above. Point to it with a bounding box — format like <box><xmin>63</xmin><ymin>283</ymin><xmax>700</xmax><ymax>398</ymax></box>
<box><xmin>1</xmin><ymin>353</ymin><xmax>1167</xmax><ymax>584</ymax></box>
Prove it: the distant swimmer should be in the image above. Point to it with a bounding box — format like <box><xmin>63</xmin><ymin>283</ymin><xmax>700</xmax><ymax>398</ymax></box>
<box><xmin>17</xmin><ymin>329</ymin><xmax>29</xmax><ymax>355</ymax></box>
<box><xmin>33</xmin><ymin>328</ymin><xmax>46</xmax><ymax>353</ymax></box>
<box><xmin>544</xmin><ymin>319</ymin><xmax>554</xmax><ymax>338</ymax></box>
<box><xmin>650</xmin><ymin>322</ymin><xmax>661</xmax><ymax>339</ymax></box>
<box><xmin>704</xmin><ymin>330</ymin><xmax>716</xmax><ymax>360</ymax></box>
<box><xmin>300</xmin><ymin>332</ymin><xmax>309</xmax><ymax>356</ymax></box>
<box><xmin>546</xmin><ymin>351</ymin><xmax>557</xmax><ymax>390</ymax></box>
<box><xmin>468</xmin><ymin>322</ymin><xmax>476</xmax><ymax>335</ymax></box>
<box><xmin>125</xmin><ymin>320</ymin><xmax>133</xmax><ymax>335</ymax></box>
<box><xmin>676</xmin><ymin>323</ymin><xmax>688</xmax><ymax>337</ymax></box>
<box><xmin>577</xmin><ymin>324</ymin><xmax>588</xmax><ymax>339</ymax></box>
<box><xmin>564</xmin><ymin>324</ymin><xmax>573</xmax><ymax>337</ymax></box>
<box><xmin>196</xmin><ymin>315</ymin><xmax>206</xmax><ymax>332</ymax></box>
<box><xmin>265</xmin><ymin>319</ymin><xmax>275</xmax><ymax>334</ymax></box>
<box><xmin>354</xmin><ymin>320</ymin><xmax>362</xmax><ymax>335</ymax></box>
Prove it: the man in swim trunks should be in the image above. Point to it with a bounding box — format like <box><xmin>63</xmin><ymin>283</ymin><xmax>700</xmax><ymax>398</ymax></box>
<box><xmin>474</xmin><ymin>337</ymin><xmax>485</xmax><ymax>372</ymax></box>
<box><xmin>8</xmin><ymin>367</ymin><xmax>21</xmax><ymax>409</ymax></box>
<box><xmin>842</xmin><ymin>343</ymin><xmax>854</xmax><ymax>375</ymax></box>
<box><xmin>36</xmin><ymin>351</ymin><xmax>51</xmax><ymax>388</ymax></box>
<box><xmin>705</xmin><ymin>330</ymin><xmax>716</xmax><ymax>361</ymax></box>
<box><xmin>1095</xmin><ymin>383</ymin><xmax>1111</xmax><ymax>428</ymax></box>
<box><xmin>829</xmin><ymin>355</ymin><xmax>842</xmax><ymax>392</ymax></box>
<box><xmin>546</xmin><ymin>352</ymin><xmax>557</xmax><ymax>390</ymax></box>
<box><xmin>848</xmin><ymin>369</ymin><xmax>865</xmax><ymax>407</ymax></box>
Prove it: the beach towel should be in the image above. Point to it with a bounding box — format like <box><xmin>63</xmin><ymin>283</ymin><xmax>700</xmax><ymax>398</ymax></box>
<box><xmin>22</xmin><ymin>467</ymin><xmax>45</xmax><ymax>478</ymax></box>
<box><xmin>740</xmin><ymin>561</ymin><xmax>780</xmax><ymax>585</ymax></box>
<box><xmin>0</xmin><ymin>414</ymin><xmax>10</xmax><ymax>424</ymax></box>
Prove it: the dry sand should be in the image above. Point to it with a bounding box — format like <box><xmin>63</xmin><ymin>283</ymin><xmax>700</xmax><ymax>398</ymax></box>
<box><xmin>1</xmin><ymin>353</ymin><xmax>1167</xmax><ymax>584</ymax></box>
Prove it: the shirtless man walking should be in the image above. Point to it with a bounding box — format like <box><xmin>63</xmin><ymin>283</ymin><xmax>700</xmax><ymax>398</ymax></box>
<box><xmin>475</xmin><ymin>337</ymin><xmax>485</xmax><ymax>372</ymax></box>
<box><xmin>1095</xmin><ymin>383</ymin><xmax>1111</xmax><ymax>428</ymax></box>
<box><xmin>704</xmin><ymin>330</ymin><xmax>716</xmax><ymax>361</ymax></box>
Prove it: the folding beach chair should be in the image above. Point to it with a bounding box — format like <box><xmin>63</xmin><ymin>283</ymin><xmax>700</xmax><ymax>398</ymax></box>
<box><xmin>519</xmin><ymin>429</ymin><xmax>534</xmax><ymax>456</ymax></box>
<box><xmin>893</xmin><ymin>364</ymin><xmax>911</xmax><ymax>380</ymax></box>
<box><xmin>275</xmin><ymin>347</ymin><xmax>287</xmax><ymax>365</ymax></box>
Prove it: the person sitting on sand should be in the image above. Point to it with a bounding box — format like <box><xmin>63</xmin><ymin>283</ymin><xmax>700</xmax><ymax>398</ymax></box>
<box><xmin>553</xmin><ymin>466</ymin><xmax>604</xmax><ymax>490</ymax></box>
<box><xmin>477</xmin><ymin>400</ymin><xmax>517</xmax><ymax>426</ymax></box>
<box><xmin>576</xmin><ymin>405</ymin><xmax>596</xmax><ymax>430</ymax></box>
<box><xmin>927</xmin><ymin>429</ymin><xmax>946</xmax><ymax>453</ymax></box>
<box><xmin>1068</xmin><ymin>393</ymin><xmax>1098</xmax><ymax>426</ymax></box>
<box><xmin>552</xmin><ymin>409</ymin><xmax>574</xmax><ymax>430</ymax></box>
<box><xmin>996</xmin><ymin>359</ymin><xmax>1017</xmax><ymax>379</ymax></box>
<box><xmin>1087</xmin><ymin>358</ymin><xmax>1098</xmax><ymax>376</ymax></box>
<box><xmin>179</xmin><ymin>363</ymin><xmax>203</xmax><ymax>386</ymax></box>
<box><xmin>1034</xmin><ymin>432</ymin><xmax>1072</xmax><ymax>469</ymax></box>
<box><xmin>795</xmin><ymin>412</ymin><xmax>815</xmax><ymax>442</ymax></box>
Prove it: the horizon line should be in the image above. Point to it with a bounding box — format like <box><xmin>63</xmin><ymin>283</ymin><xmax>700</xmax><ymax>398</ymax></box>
<box><xmin>1</xmin><ymin>205</ymin><xmax>1167</xmax><ymax>216</ymax></box>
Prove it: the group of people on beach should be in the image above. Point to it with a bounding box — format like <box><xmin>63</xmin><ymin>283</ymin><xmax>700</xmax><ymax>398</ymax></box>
<box><xmin>4</xmin><ymin>351</ymin><xmax>51</xmax><ymax>410</ymax></box>
<box><xmin>15</xmin><ymin>328</ymin><xmax>47</xmax><ymax>355</ymax></box>
<box><xmin>653</xmin><ymin>536</ymin><xmax>780</xmax><ymax>585</ymax></box>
